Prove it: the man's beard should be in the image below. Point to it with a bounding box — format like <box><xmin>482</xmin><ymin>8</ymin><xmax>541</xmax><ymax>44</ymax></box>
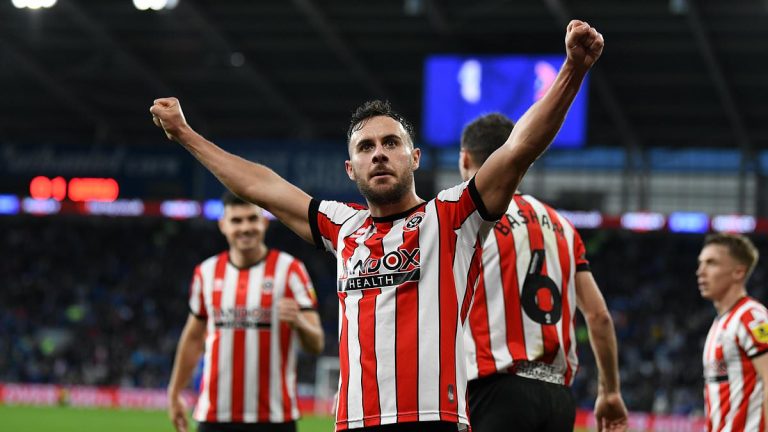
<box><xmin>355</xmin><ymin>171</ymin><xmax>414</xmax><ymax>206</ymax></box>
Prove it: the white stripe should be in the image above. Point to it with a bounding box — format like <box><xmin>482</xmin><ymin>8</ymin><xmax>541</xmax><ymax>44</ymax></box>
<box><xmin>482</xmin><ymin>232</ymin><xmax>513</xmax><ymax>375</ymax></box>
<box><xmin>418</xmin><ymin>201</ymin><xmax>441</xmax><ymax>418</ymax></box>
<box><xmin>559</xmin><ymin>214</ymin><xmax>580</xmax><ymax>383</ymax></box>
<box><xmin>216</xmin><ymin>264</ymin><xmax>239</xmax><ymax>421</ymax></box>
<box><xmin>744</xmin><ymin>376</ymin><xmax>764</xmax><ymax>430</ymax></box>
<box><xmin>269</xmin><ymin>253</ymin><xmax>292</xmax><ymax>422</ymax></box>
<box><xmin>345</xmin><ymin>291</ymin><xmax>364</xmax><ymax>424</ymax></box>
<box><xmin>193</xmin><ymin>257</ymin><xmax>218</xmax><ymax>421</ymax></box>
<box><xmin>242</xmin><ymin>264</ymin><xmax>263</xmax><ymax>423</ymax></box>
<box><xmin>376</xmin><ymin>231</ymin><xmax>402</xmax><ymax>422</ymax></box>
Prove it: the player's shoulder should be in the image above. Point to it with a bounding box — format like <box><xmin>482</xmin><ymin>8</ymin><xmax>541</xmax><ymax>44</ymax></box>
<box><xmin>435</xmin><ymin>180</ymin><xmax>471</xmax><ymax>202</ymax></box>
<box><xmin>743</xmin><ymin>297</ymin><xmax>768</xmax><ymax>317</ymax></box>
<box><xmin>729</xmin><ymin>297</ymin><xmax>768</xmax><ymax>324</ymax></box>
<box><xmin>199</xmin><ymin>251</ymin><xmax>227</xmax><ymax>267</ymax></box>
<box><xmin>318</xmin><ymin>199</ymin><xmax>367</xmax><ymax>211</ymax></box>
<box><xmin>316</xmin><ymin>199</ymin><xmax>370</xmax><ymax>221</ymax></box>
<box><xmin>271</xmin><ymin>248</ymin><xmax>297</xmax><ymax>261</ymax></box>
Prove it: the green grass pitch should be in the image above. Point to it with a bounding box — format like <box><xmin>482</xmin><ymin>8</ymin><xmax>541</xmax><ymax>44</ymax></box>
<box><xmin>0</xmin><ymin>405</ymin><xmax>335</xmax><ymax>432</ymax></box>
<box><xmin>0</xmin><ymin>405</ymin><xmax>591</xmax><ymax>431</ymax></box>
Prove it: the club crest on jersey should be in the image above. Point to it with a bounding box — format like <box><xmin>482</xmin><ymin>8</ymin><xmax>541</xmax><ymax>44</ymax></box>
<box><xmin>749</xmin><ymin>321</ymin><xmax>768</xmax><ymax>344</ymax></box>
<box><xmin>403</xmin><ymin>212</ymin><xmax>425</xmax><ymax>232</ymax></box>
<box><xmin>262</xmin><ymin>278</ymin><xmax>274</xmax><ymax>293</ymax></box>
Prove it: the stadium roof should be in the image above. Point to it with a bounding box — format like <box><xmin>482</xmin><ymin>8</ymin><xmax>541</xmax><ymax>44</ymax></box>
<box><xmin>2</xmin><ymin>0</ymin><xmax>767</xmax><ymax>149</ymax></box>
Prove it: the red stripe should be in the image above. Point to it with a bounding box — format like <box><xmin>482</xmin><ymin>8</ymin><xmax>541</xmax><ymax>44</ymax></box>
<box><xmin>280</xmin><ymin>316</ymin><xmax>293</xmax><ymax>421</ymax></box>
<box><xmin>704</xmin><ymin>321</ymin><xmax>718</xmax><ymax>431</ymax></box>
<box><xmin>335</xmin><ymin>220</ymin><xmax>370</xmax><ymax>428</ymax></box>
<box><xmin>515</xmin><ymin>196</ymin><xmax>560</xmax><ymax>364</ymax></box>
<box><xmin>715</xmin><ymin>345</ymin><xmax>731</xmax><ymax>432</ymax></box>
<box><xmin>258</xmin><ymin>250</ymin><xmax>278</xmax><ymax>422</ymax></box>
<box><xmin>359</xmin><ymin>289</ymin><xmax>381</xmax><ymax>426</ymax></box>
<box><xmin>358</xmin><ymin>226</ymin><xmax>388</xmax><ymax>426</ymax></box>
<box><xmin>544</xmin><ymin>205</ymin><xmax>573</xmax><ymax>383</ymax></box>
<box><xmin>318</xmin><ymin>212</ymin><xmax>344</xmax><ymax>250</ymax></box>
<box><xmin>337</xmin><ymin>292</ymin><xmax>350</xmax><ymax>429</ymax></box>
<box><xmin>230</xmin><ymin>266</ymin><xmax>250</xmax><ymax>421</ymax></box>
<box><xmin>205</xmin><ymin>252</ymin><xmax>228</xmax><ymax>422</ymax></box>
<box><xmin>468</xmin><ymin>267</ymin><xmax>497</xmax><ymax>377</ymax></box>
<box><xmin>495</xmin><ymin>215</ymin><xmax>526</xmax><ymax>360</ymax></box>
<box><xmin>732</xmin><ymin>346</ymin><xmax>756</xmax><ymax>431</ymax></box>
<box><xmin>460</xmin><ymin>244</ymin><xmax>482</xmax><ymax>324</ymax></box>
<box><xmin>396</xmin><ymin>223</ymin><xmax>421</xmax><ymax>422</ymax></box>
<box><xmin>435</xmin><ymin>199</ymin><xmax>459</xmax><ymax>423</ymax></box>
<box><xmin>733</xmin><ymin>309</ymin><xmax>761</xmax><ymax>430</ymax></box>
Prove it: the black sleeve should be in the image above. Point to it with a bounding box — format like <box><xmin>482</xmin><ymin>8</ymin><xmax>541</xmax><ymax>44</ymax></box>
<box><xmin>468</xmin><ymin>176</ymin><xmax>502</xmax><ymax>221</ymax></box>
<box><xmin>308</xmin><ymin>198</ymin><xmax>324</xmax><ymax>250</ymax></box>
<box><xmin>188</xmin><ymin>307</ymin><xmax>206</xmax><ymax>321</ymax></box>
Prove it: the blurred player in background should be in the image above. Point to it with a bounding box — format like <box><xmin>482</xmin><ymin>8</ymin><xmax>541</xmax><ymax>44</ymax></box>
<box><xmin>152</xmin><ymin>20</ymin><xmax>603</xmax><ymax>432</ymax></box>
<box><xmin>167</xmin><ymin>192</ymin><xmax>324</xmax><ymax>432</ymax></box>
<box><xmin>459</xmin><ymin>113</ymin><xmax>628</xmax><ymax>432</ymax></box>
<box><xmin>698</xmin><ymin>233</ymin><xmax>768</xmax><ymax>431</ymax></box>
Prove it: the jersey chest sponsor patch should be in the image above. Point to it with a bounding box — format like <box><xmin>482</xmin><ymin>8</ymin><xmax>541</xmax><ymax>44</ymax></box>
<box><xmin>339</xmin><ymin>247</ymin><xmax>421</xmax><ymax>292</ymax></box>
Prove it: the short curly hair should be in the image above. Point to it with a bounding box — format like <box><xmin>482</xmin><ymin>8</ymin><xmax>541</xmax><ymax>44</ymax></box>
<box><xmin>461</xmin><ymin>113</ymin><xmax>515</xmax><ymax>166</ymax></box>
<box><xmin>347</xmin><ymin>100</ymin><xmax>415</xmax><ymax>145</ymax></box>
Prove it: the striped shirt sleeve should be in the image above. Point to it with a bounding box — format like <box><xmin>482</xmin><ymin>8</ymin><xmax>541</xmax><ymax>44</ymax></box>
<box><xmin>286</xmin><ymin>259</ymin><xmax>318</xmax><ymax>310</ymax></box>
<box><xmin>739</xmin><ymin>307</ymin><xmax>768</xmax><ymax>358</ymax></box>
<box><xmin>188</xmin><ymin>265</ymin><xmax>207</xmax><ymax>320</ymax></box>
<box><xmin>573</xmin><ymin>229</ymin><xmax>590</xmax><ymax>272</ymax></box>
<box><xmin>309</xmin><ymin>199</ymin><xmax>363</xmax><ymax>253</ymax></box>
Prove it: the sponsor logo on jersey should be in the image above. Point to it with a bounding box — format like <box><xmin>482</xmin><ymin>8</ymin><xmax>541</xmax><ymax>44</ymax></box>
<box><xmin>704</xmin><ymin>359</ymin><xmax>729</xmax><ymax>383</ymax></box>
<box><xmin>213</xmin><ymin>307</ymin><xmax>272</xmax><ymax>329</ymax></box>
<box><xmin>339</xmin><ymin>248</ymin><xmax>421</xmax><ymax>291</ymax></box>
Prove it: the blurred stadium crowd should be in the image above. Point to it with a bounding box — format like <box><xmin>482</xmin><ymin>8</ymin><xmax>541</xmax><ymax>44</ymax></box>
<box><xmin>1</xmin><ymin>215</ymin><xmax>765</xmax><ymax>417</ymax></box>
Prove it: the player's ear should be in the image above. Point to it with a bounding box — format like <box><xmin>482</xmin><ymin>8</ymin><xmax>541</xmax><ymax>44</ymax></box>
<box><xmin>411</xmin><ymin>147</ymin><xmax>420</xmax><ymax>170</ymax></box>
<box><xmin>345</xmin><ymin>160</ymin><xmax>355</xmax><ymax>181</ymax></box>
<box><xmin>733</xmin><ymin>264</ymin><xmax>748</xmax><ymax>281</ymax></box>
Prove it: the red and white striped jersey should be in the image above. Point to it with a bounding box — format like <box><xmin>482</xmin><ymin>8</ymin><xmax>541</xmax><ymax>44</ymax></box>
<box><xmin>188</xmin><ymin>249</ymin><xmax>317</xmax><ymax>424</ymax></box>
<box><xmin>464</xmin><ymin>194</ymin><xmax>590</xmax><ymax>385</ymax></box>
<box><xmin>309</xmin><ymin>178</ymin><xmax>493</xmax><ymax>431</ymax></box>
<box><xmin>703</xmin><ymin>296</ymin><xmax>768</xmax><ymax>432</ymax></box>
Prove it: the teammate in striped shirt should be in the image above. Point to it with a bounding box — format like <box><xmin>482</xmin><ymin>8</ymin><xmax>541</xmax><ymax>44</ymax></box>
<box><xmin>167</xmin><ymin>192</ymin><xmax>324</xmax><ymax>432</ymax></box>
<box><xmin>459</xmin><ymin>114</ymin><xmax>628</xmax><ymax>432</ymax></box>
<box><xmin>698</xmin><ymin>233</ymin><xmax>768</xmax><ymax>431</ymax></box>
<box><xmin>150</xmin><ymin>20</ymin><xmax>604</xmax><ymax>431</ymax></box>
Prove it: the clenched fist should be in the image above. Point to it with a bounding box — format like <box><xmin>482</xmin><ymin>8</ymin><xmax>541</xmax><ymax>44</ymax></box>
<box><xmin>565</xmin><ymin>20</ymin><xmax>604</xmax><ymax>70</ymax></box>
<box><xmin>150</xmin><ymin>97</ymin><xmax>189</xmax><ymax>142</ymax></box>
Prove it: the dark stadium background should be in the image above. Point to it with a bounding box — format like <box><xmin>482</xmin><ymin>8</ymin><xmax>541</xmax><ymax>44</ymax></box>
<box><xmin>2</xmin><ymin>0</ymin><xmax>768</xmax><ymax>430</ymax></box>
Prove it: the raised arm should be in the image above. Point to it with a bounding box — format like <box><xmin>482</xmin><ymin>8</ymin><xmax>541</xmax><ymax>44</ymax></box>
<box><xmin>150</xmin><ymin>98</ymin><xmax>313</xmax><ymax>243</ymax></box>
<box><xmin>474</xmin><ymin>20</ymin><xmax>604</xmax><ymax>217</ymax></box>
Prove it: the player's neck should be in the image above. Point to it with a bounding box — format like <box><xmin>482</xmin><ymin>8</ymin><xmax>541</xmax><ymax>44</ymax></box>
<box><xmin>229</xmin><ymin>243</ymin><xmax>268</xmax><ymax>268</ymax></box>
<box><xmin>367</xmin><ymin>191</ymin><xmax>424</xmax><ymax>218</ymax></box>
<box><xmin>713</xmin><ymin>285</ymin><xmax>748</xmax><ymax>316</ymax></box>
